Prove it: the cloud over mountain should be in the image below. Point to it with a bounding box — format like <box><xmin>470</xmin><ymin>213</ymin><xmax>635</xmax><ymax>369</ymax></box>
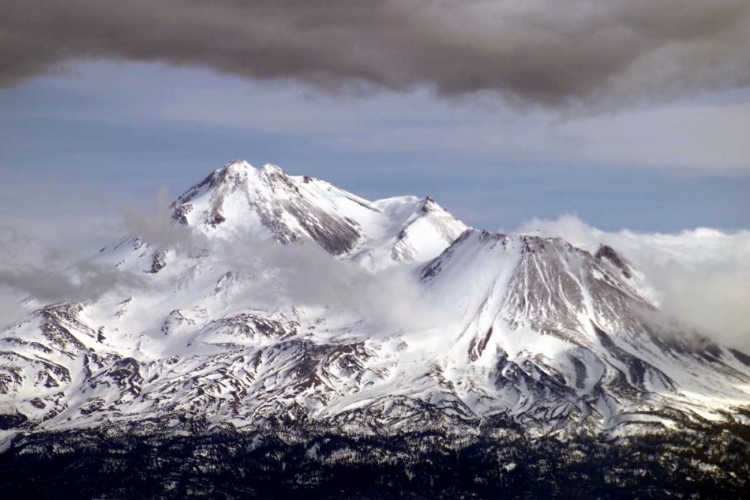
<box><xmin>518</xmin><ymin>215</ymin><xmax>750</xmax><ymax>350</ymax></box>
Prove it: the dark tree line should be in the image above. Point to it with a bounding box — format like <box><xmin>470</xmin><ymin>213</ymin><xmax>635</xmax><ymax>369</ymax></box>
<box><xmin>0</xmin><ymin>420</ymin><xmax>748</xmax><ymax>499</ymax></box>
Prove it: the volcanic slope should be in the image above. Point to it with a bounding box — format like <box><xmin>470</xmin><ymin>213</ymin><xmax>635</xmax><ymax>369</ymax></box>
<box><xmin>1</xmin><ymin>160</ymin><xmax>749</xmax><ymax>445</ymax></box>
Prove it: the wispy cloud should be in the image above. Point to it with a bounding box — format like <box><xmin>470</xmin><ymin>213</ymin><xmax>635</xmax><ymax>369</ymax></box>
<box><xmin>2</xmin><ymin>194</ymin><xmax>748</xmax><ymax>350</ymax></box>
<box><xmin>0</xmin><ymin>189</ymin><xmax>438</xmax><ymax>332</ymax></box>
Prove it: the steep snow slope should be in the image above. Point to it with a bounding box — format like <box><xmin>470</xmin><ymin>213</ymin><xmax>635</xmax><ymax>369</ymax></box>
<box><xmin>1</xmin><ymin>161</ymin><xmax>749</xmax><ymax>445</ymax></box>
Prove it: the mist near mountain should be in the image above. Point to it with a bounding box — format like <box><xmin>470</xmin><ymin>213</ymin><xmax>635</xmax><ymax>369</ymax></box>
<box><xmin>2</xmin><ymin>183</ymin><xmax>747</xmax><ymax>351</ymax></box>
<box><xmin>518</xmin><ymin>215</ymin><xmax>750</xmax><ymax>350</ymax></box>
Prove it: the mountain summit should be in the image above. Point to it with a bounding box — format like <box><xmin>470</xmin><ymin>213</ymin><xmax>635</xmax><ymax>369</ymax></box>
<box><xmin>168</xmin><ymin>160</ymin><xmax>467</xmax><ymax>266</ymax></box>
<box><xmin>1</xmin><ymin>161</ymin><xmax>749</xmax><ymax>496</ymax></box>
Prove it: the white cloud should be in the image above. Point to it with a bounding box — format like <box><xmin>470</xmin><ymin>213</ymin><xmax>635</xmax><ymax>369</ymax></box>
<box><xmin>0</xmin><ymin>226</ymin><xmax>70</xmax><ymax>327</ymax></box>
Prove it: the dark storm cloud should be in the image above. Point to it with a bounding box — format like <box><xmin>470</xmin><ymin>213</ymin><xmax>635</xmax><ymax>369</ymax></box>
<box><xmin>1</xmin><ymin>0</ymin><xmax>749</xmax><ymax>106</ymax></box>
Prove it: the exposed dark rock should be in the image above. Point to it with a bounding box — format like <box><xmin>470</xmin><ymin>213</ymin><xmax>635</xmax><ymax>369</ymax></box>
<box><xmin>0</xmin><ymin>412</ymin><xmax>27</xmax><ymax>430</ymax></box>
<box><xmin>146</xmin><ymin>251</ymin><xmax>167</xmax><ymax>274</ymax></box>
<box><xmin>208</xmin><ymin>211</ymin><xmax>226</xmax><ymax>227</ymax></box>
<box><xmin>595</xmin><ymin>245</ymin><xmax>632</xmax><ymax>279</ymax></box>
<box><xmin>171</xmin><ymin>203</ymin><xmax>193</xmax><ymax>224</ymax></box>
<box><xmin>730</xmin><ymin>348</ymin><xmax>750</xmax><ymax>367</ymax></box>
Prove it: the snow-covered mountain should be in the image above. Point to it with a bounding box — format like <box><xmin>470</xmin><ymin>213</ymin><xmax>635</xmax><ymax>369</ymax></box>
<box><xmin>1</xmin><ymin>160</ymin><xmax>749</xmax><ymax>449</ymax></box>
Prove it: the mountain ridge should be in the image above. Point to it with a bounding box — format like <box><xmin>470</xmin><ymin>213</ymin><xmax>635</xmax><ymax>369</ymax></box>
<box><xmin>1</xmin><ymin>160</ymin><xmax>749</xmax><ymax>450</ymax></box>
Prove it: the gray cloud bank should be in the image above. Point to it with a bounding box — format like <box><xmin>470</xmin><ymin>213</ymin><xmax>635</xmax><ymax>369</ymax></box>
<box><xmin>2</xmin><ymin>0</ymin><xmax>750</xmax><ymax>107</ymax></box>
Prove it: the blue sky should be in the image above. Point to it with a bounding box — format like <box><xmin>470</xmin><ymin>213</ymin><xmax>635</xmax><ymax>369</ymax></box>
<box><xmin>1</xmin><ymin>61</ymin><xmax>748</xmax><ymax>254</ymax></box>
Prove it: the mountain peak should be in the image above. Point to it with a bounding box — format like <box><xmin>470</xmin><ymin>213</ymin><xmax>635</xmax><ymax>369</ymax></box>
<box><xmin>595</xmin><ymin>244</ymin><xmax>633</xmax><ymax>279</ymax></box>
<box><xmin>211</xmin><ymin>160</ymin><xmax>290</xmax><ymax>188</ymax></box>
<box><xmin>165</xmin><ymin>161</ymin><xmax>469</xmax><ymax>261</ymax></box>
<box><xmin>223</xmin><ymin>158</ymin><xmax>253</xmax><ymax>172</ymax></box>
<box><xmin>210</xmin><ymin>161</ymin><xmax>293</xmax><ymax>189</ymax></box>
<box><xmin>212</xmin><ymin>159</ymin><xmax>254</xmax><ymax>183</ymax></box>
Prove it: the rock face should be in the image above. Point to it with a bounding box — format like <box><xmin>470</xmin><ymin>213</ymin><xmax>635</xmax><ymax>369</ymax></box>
<box><xmin>0</xmin><ymin>160</ymin><xmax>749</xmax><ymax>496</ymax></box>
